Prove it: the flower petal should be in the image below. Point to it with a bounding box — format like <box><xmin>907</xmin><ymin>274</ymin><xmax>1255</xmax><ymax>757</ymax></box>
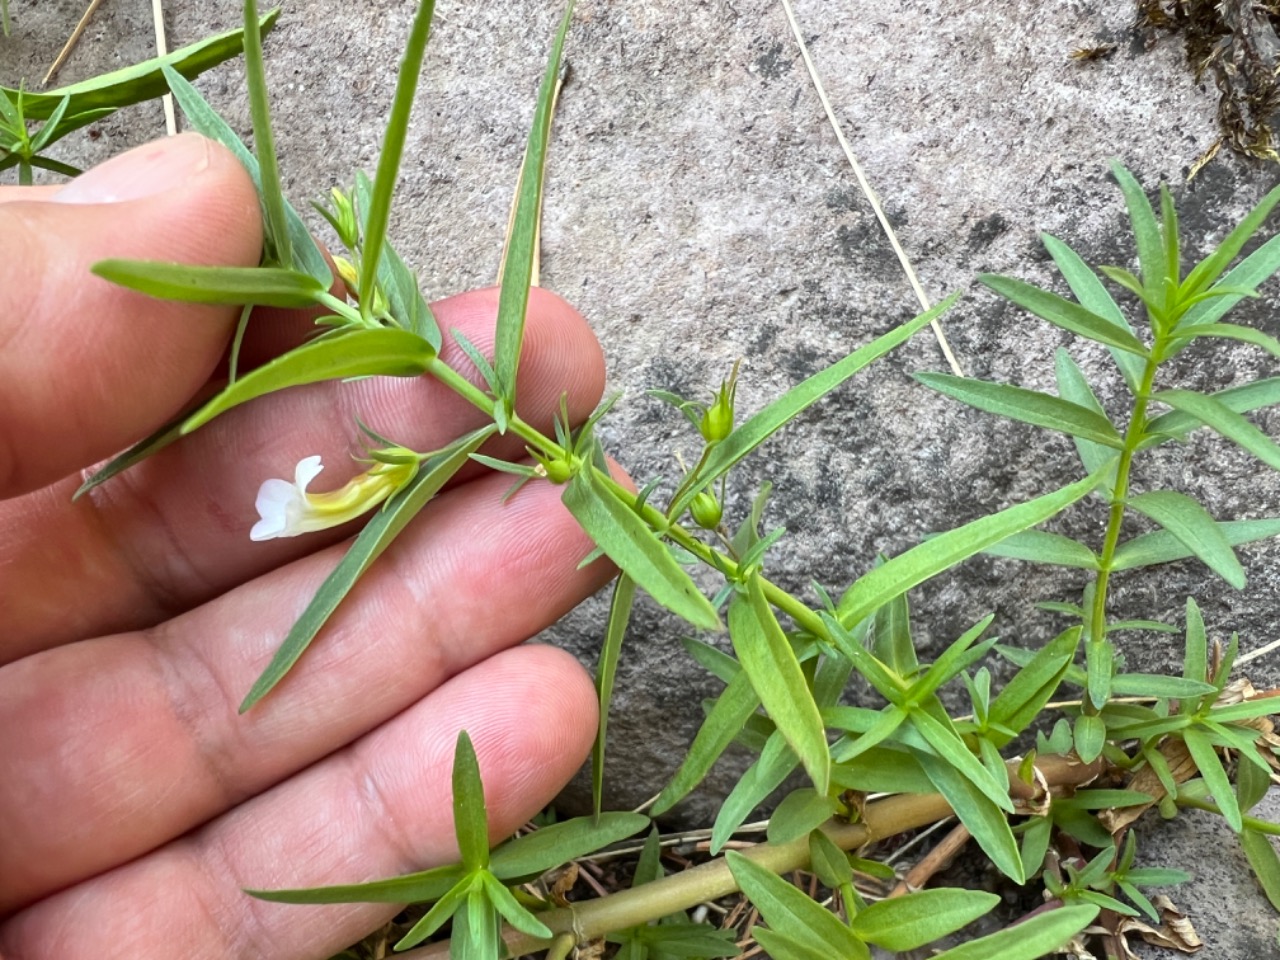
<box><xmin>293</xmin><ymin>455</ymin><xmax>324</xmax><ymax>492</ymax></box>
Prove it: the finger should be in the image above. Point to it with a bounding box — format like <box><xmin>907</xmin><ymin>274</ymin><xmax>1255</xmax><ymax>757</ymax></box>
<box><xmin>0</xmin><ymin>464</ymin><xmax>614</xmax><ymax>911</ymax></box>
<box><xmin>0</xmin><ymin>286</ymin><xmax>604</xmax><ymax>662</ymax></box>
<box><xmin>0</xmin><ymin>643</ymin><xmax>597</xmax><ymax>960</ymax></box>
<box><xmin>0</xmin><ymin>185</ymin><xmax>58</xmax><ymax>203</ymax></box>
<box><xmin>0</xmin><ymin>133</ymin><xmax>262</xmax><ymax>499</ymax></box>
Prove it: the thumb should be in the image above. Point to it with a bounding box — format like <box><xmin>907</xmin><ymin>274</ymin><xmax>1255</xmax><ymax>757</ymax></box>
<box><xmin>0</xmin><ymin>133</ymin><xmax>263</xmax><ymax>498</ymax></box>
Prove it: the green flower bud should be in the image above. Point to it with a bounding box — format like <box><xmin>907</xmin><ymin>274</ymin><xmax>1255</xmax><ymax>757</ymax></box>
<box><xmin>690</xmin><ymin>490</ymin><xmax>723</xmax><ymax>529</ymax></box>
<box><xmin>698</xmin><ymin>361</ymin><xmax>741</xmax><ymax>443</ymax></box>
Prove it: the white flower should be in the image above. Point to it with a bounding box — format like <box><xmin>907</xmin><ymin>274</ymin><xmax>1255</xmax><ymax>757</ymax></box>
<box><xmin>250</xmin><ymin>454</ymin><xmax>417</xmax><ymax>541</ymax></box>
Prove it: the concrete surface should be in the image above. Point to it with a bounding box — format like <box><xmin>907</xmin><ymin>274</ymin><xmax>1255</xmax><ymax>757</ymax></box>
<box><xmin>6</xmin><ymin>1</ymin><xmax>1280</xmax><ymax>956</ymax></box>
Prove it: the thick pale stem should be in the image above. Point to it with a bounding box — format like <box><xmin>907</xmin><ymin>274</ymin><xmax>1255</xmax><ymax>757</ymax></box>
<box><xmin>398</xmin><ymin>756</ymin><xmax>1102</xmax><ymax>959</ymax></box>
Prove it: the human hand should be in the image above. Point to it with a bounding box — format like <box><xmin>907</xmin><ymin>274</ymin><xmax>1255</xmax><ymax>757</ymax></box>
<box><xmin>0</xmin><ymin>134</ymin><xmax>609</xmax><ymax>959</ymax></box>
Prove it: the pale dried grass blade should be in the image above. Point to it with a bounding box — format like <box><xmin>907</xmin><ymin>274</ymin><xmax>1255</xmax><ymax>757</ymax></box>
<box><xmin>43</xmin><ymin>0</ymin><xmax>107</xmax><ymax>86</ymax></box>
<box><xmin>152</xmin><ymin>0</ymin><xmax>177</xmax><ymax>135</ymax></box>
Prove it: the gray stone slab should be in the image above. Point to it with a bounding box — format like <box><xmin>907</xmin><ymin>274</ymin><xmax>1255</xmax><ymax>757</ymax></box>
<box><xmin>6</xmin><ymin>2</ymin><xmax>1280</xmax><ymax>956</ymax></box>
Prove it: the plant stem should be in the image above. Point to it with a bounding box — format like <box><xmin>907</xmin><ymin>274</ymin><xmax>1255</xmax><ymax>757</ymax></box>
<box><xmin>396</xmin><ymin>755</ymin><xmax>1102</xmax><ymax>959</ymax></box>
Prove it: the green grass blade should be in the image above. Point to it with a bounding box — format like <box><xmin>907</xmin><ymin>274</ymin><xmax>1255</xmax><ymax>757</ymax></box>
<box><xmin>239</xmin><ymin>428</ymin><xmax>491</xmax><ymax>710</ymax></box>
<box><xmin>184</xmin><ymin>328</ymin><xmax>437</xmax><ymax>435</ymax></box>
<box><xmin>837</xmin><ymin>470</ymin><xmax>1104</xmax><ymax>628</ymax></box>
<box><xmin>1112</xmin><ymin>517</ymin><xmax>1280</xmax><ymax>571</ymax></box>
<box><xmin>852</xmin><ymin>889</ymin><xmax>999</xmax><ymax>952</ymax></box>
<box><xmin>729</xmin><ymin>576</ymin><xmax>829</xmax><ymax>793</ymax></box>
<box><xmin>670</xmin><ymin>294</ymin><xmax>959</xmax><ymax>520</ymax></box>
<box><xmin>161</xmin><ymin>65</ymin><xmax>329</xmax><ymax>284</ymax></box>
<box><xmin>980</xmin><ymin>530</ymin><xmax>1099</xmax><ymax>569</ymax></box>
<box><xmin>242</xmin><ymin>0</ymin><xmax>291</xmax><ymax>268</ymax></box>
<box><xmin>916</xmin><ymin>373</ymin><xmax>1123</xmax><ymax>447</ymax></box>
<box><xmin>493</xmin><ymin>3</ymin><xmax>574</xmax><ymax>412</ymax></box>
<box><xmin>92</xmin><ymin>260</ymin><xmax>324</xmax><ymax>308</ymax></box>
<box><xmin>488</xmin><ymin>812</ymin><xmax>649</xmax><ymax>879</ymax></box>
<box><xmin>980</xmin><ymin>274</ymin><xmax>1148</xmax><ymax>355</ymax></box>
<box><xmin>1127</xmin><ymin>490</ymin><xmax>1246</xmax><ymax>589</ymax></box>
<box><xmin>1110</xmin><ymin>161</ymin><xmax>1164</xmax><ymax>299</ymax></box>
<box><xmin>651</xmin><ymin>670</ymin><xmax>759</xmax><ymax>815</ymax></box>
<box><xmin>929</xmin><ymin>905</ymin><xmax>1098</xmax><ymax>960</ymax></box>
<box><xmin>593</xmin><ymin>574</ymin><xmax>637</xmax><ymax>817</ymax></box>
<box><xmin>562</xmin><ymin>469</ymin><xmax>720</xmax><ymax>630</ymax></box>
<box><xmin>357</xmin><ymin>0</ymin><xmax>438</xmax><ymax>324</ymax></box>
<box><xmin>1182</xmin><ymin>181</ymin><xmax>1280</xmax><ymax>299</ymax></box>
<box><xmin>15</xmin><ymin>10</ymin><xmax>281</xmax><ymax>120</ymax></box>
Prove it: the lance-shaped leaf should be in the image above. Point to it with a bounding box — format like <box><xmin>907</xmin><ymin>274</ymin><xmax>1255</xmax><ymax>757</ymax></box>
<box><xmin>729</xmin><ymin>575</ymin><xmax>829</xmax><ymax>793</ymax></box>
<box><xmin>837</xmin><ymin>470</ymin><xmax>1103</xmax><ymax>628</ymax></box>
<box><xmin>931</xmin><ymin>905</ymin><xmax>1098</xmax><ymax>960</ymax></box>
<box><xmin>74</xmin><ymin>404</ymin><xmax>194</xmax><ymax>500</ymax></box>
<box><xmin>493</xmin><ymin>3</ymin><xmax>574</xmax><ymax>412</ymax></box>
<box><xmin>652</xmin><ymin>670</ymin><xmax>759</xmax><ymax>815</ymax></box>
<box><xmin>981</xmin><ymin>530</ymin><xmax>1098</xmax><ymax>569</ymax></box>
<box><xmin>1168</xmin><ymin>322</ymin><xmax>1280</xmax><ymax>358</ymax></box>
<box><xmin>916</xmin><ymin>749</ymin><xmax>1023</xmax><ymax>882</ymax></box>
<box><xmin>1184</xmin><ymin>596</ymin><xmax>1207</xmax><ymax>701</ymax></box>
<box><xmin>242</xmin><ymin>0</ymin><xmax>292</xmax><ymax>268</ymax></box>
<box><xmin>987</xmin><ymin>629</ymin><xmax>1080</xmax><ymax>742</ymax></box>
<box><xmin>480</xmin><ymin>871</ymin><xmax>553</xmax><ymax>939</ymax></box>
<box><xmin>1055</xmin><ymin>347</ymin><xmax>1121</xmax><ymax>491</ymax></box>
<box><xmin>766</xmin><ymin>788</ymin><xmax>840</xmax><ymax>845</ymax></box>
<box><xmin>1127</xmin><ymin>490</ymin><xmax>1246</xmax><ymax>589</ymax></box>
<box><xmin>357</xmin><ymin>0</ymin><xmax>438</xmax><ymax>324</ymax></box>
<box><xmin>870</xmin><ymin>582</ymin><xmax>917</xmax><ymax>675</ymax></box>
<box><xmin>1183</xmin><ymin>726</ymin><xmax>1242</xmax><ymax>832</ymax></box>
<box><xmin>92</xmin><ymin>260</ymin><xmax>325</xmax><ymax>308</ymax></box>
<box><xmin>1182</xmin><ymin>180</ymin><xmax>1280</xmax><ymax>300</ymax></box>
<box><xmin>14</xmin><ymin>9</ymin><xmax>280</xmax><ymax>120</ymax></box>
<box><xmin>161</xmin><ymin>65</ymin><xmax>330</xmax><ymax>284</ymax></box>
<box><xmin>910</xmin><ymin>702</ymin><xmax>1012</xmax><ymax>812</ymax></box>
<box><xmin>1111</xmin><ymin>161</ymin><xmax>1164</xmax><ymax>298</ymax></box>
<box><xmin>1241</xmin><ymin>830</ymin><xmax>1280</xmax><ymax>911</ymax></box>
<box><xmin>711</xmin><ymin>732</ymin><xmax>798</xmax><ymax>853</ymax></box>
<box><xmin>593</xmin><ymin>574</ymin><xmax>637</xmax><ymax>817</ymax></box>
<box><xmin>1143</xmin><ymin>377</ymin><xmax>1280</xmax><ymax>447</ymax></box>
<box><xmin>240</xmin><ymin>428</ymin><xmax>490</xmax><ymax>710</ymax></box>
<box><xmin>852</xmin><ymin>889</ymin><xmax>999</xmax><ymax>952</ymax></box>
<box><xmin>184</xmin><ymin>328</ymin><xmax>436</xmax><ymax>435</ymax></box>
<box><xmin>1042</xmin><ymin>234</ymin><xmax>1144</xmax><ymax>392</ymax></box>
<box><xmin>487</xmin><ymin>812</ymin><xmax>649</xmax><ymax>879</ymax></box>
<box><xmin>917</xmin><ymin>374</ymin><xmax>1123</xmax><ymax>448</ymax></box>
<box><xmin>562</xmin><ymin>468</ymin><xmax>720</xmax><ymax>630</ymax></box>
<box><xmin>1153</xmin><ymin>389</ymin><xmax>1280</xmax><ymax>472</ymax></box>
<box><xmin>452</xmin><ymin>731</ymin><xmax>489</xmax><ymax>871</ymax></box>
<box><xmin>1112</xmin><ymin>517</ymin><xmax>1280</xmax><ymax>571</ymax></box>
<box><xmin>670</xmin><ymin>294</ymin><xmax>959</xmax><ymax>520</ymax></box>
<box><xmin>980</xmin><ymin>274</ymin><xmax>1148</xmax><ymax>356</ymax></box>
<box><xmin>726</xmin><ymin>852</ymin><xmax>865</xmax><ymax>957</ymax></box>
<box><xmin>248</xmin><ymin>861</ymin><xmax>463</xmax><ymax>904</ymax></box>
<box><xmin>1180</xmin><ymin>231</ymin><xmax>1280</xmax><ymax>328</ymax></box>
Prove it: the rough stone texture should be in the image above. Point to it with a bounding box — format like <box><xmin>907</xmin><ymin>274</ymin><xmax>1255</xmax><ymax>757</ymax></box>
<box><xmin>7</xmin><ymin>1</ymin><xmax>1280</xmax><ymax>955</ymax></box>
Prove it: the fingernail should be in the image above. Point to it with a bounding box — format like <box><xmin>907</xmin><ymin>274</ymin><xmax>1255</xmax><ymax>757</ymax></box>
<box><xmin>55</xmin><ymin>133</ymin><xmax>212</xmax><ymax>204</ymax></box>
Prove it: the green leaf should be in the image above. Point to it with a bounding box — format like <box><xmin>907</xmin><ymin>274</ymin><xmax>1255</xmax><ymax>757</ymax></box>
<box><xmin>729</xmin><ymin>576</ymin><xmax>830</xmax><ymax>793</ymax></box>
<box><xmin>1202</xmin><ymin>697</ymin><xmax>1280</xmax><ymax>724</ymax></box>
<box><xmin>916</xmin><ymin>373</ymin><xmax>1123</xmax><ymax>448</ymax></box>
<box><xmin>1127</xmin><ymin>490</ymin><xmax>1246</xmax><ymax>589</ymax></box>
<box><xmin>911</xmin><ymin>704</ymin><xmax>1013</xmax><ymax>812</ymax></box>
<box><xmin>1054</xmin><ymin>348</ymin><xmax>1121</xmax><ymax>491</ymax></box>
<box><xmin>27</xmin><ymin>96</ymin><xmax>70</xmax><ymax>154</ymax></box>
<box><xmin>837</xmin><ymin>471</ymin><xmax>1104</xmax><ymax>628</ymax></box>
<box><xmin>910</xmin><ymin>616</ymin><xmax>997</xmax><ymax>700</ymax></box>
<box><xmin>1042</xmin><ymin>234</ymin><xmax>1144</xmax><ymax>391</ymax></box>
<box><xmin>981</xmin><ymin>530</ymin><xmax>1098</xmax><ymax>569</ymax></box>
<box><xmin>247</xmin><ymin>861</ymin><xmax>463</xmax><ymax>904</ymax></box>
<box><xmin>1020</xmin><ymin>816</ymin><xmax>1052</xmax><ymax>876</ymax></box>
<box><xmin>916</xmin><ymin>748</ymin><xmax>1023</xmax><ymax>882</ymax></box>
<box><xmin>452</xmin><ymin>731</ymin><xmax>489</xmax><ymax>871</ymax></box>
<box><xmin>852</xmin><ymin>889</ymin><xmax>999</xmax><ymax>951</ymax></box>
<box><xmin>1153</xmin><ymin>389</ymin><xmax>1280</xmax><ymax>472</ymax></box>
<box><xmin>184</xmin><ymin>328</ymin><xmax>436</xmax><ymax>435</ymax></box>
<box><xmin>357</xmin><ymin>0</ymin><xmax>438</xmax><ymax>324</ymax></box>
<box><xmin>14</xmin><ymin>10</ymin><xmax>281</xmax><ymax>120</ymax></box>
<box><xmin>1110</xmin><ymin>161</ymin><xmax>1164</xmax><ymax>301</ymax></box>
<box><xmin>1073</xmin><ymin>714</ymin><xmax>1106</xmax><ymax>764</ymax></box>
<box><xmin>242</xmin><ymin>0</ymin><xmax>291</xmax><ymax>268</ymax></box>
<box><xmin>980</xmin><ymin>274</ymin><xmax>1148</xmax><ymax>356</ymax></box>
<box><xmin>1183</xmin><ymin>726</ymin><xmax>1242</xmax><ymax>832</ymax></box>
<box><xmin>393</xmin><ymin>876</ymin><xmax>471</xmax><ymax>949</ymax></box>
<box><xmin>488</xmin><ymin>812</ymin><xmax>649</xmax><ymax>880</ymax></box>
<box><xmin>593</xmin><ymin>574</ymin><xmax>636</xmax><ymax>817</ymax></box>
<box><xmin>1241</xmin><ymin>830</ymin><xmax>1280</xmax><ymax>911</ymax></box>
<box><xmin>92</xmin><ymin>260</ymin><xmax>324</xmax><ymax>308</ymax></box>
<box><xmin>652</xmin><ymin>670</ymin><xmax>759</xmax><ymax>815</ymax></box>
<box><xmin>1160</xmin><ymin>184</ymin><xmax>1181</xmax><ymax>306</ymax></box>
<box><xmin>928</xmin><ymin>905</ymin><xmax>1098</xmax><ymax>960</ymax></box>
<box><xmin>988</xmin><ymin>627</ymin><xmax>1080</xmax><ymax>743</ymax></box>
<box><xmin>711</xmin><ymin>732</ymin><xmax>797</xmax><ymax>854</ymax></box>
<box><xmin>726</xmin><ymin>852</ymin><xmax>864</xmax><ymax>956</ymax></box>
<box><xmin>480</xmin><ymin>871</ymin><xmax>553</xmax><ymax>938</ymax></box>
<box><xmin>633</xmin><ymin>828</ymin><xmax>664</xmax><ymax>887</ymax></box>
<box><xmin>1109</xmin><ymin>674</ymin><xmax>1216</xmax><ymax>698</ymax></box>
<box><xmin>825</xmin><ymin>704</ymin><xmax>908</xmax><ymax>762</ymax></box>
<box><xmin>562</xmin><ymin>469</ymin><xmax>720</xmax><ymax>630</ymax></box>
<box><xmin>1143</xmin><ymin>378</ymin><xmax>1280</xmax><ymax>446</ymax></box>
<box><xmin>807</xmin><ymin>830</ymin><xmax>853</xmax><ymax>890</ymax></box>
<box><xmin>161</xmin><ymin>65</ymin><xmax>329</xmax><ymax>284</ymax></box>
<box><xmin>1184</xmin><ymin>596</ymin><xmax>1207</xmax><ymax>689</ymax></box>
<box><xmin>1181</xmin><ymin>231</ymin><xmax>1280</xmax><ymax>328</ymax></box>
<box><xmin>1239</xmin><ymin>753</ymin><xmax>1273</xmax><ymax>814</ymax></box>
<box><xmin>870</xmin><ymin>584</ymin><xmax>917</xmax><ymax>675</ymax></box>
<box><xmin>670</xmin><ymin>294</ymin><xmax>960</xmax><ymax>520</ymax></box>
<box><xmin>751</xmin><ymin>927</ymin><xmax>860</xmax><ymax>960</ymax></box>
<box><xmin>1182</xmin><ymin>181</ymin><xmax>1280</xmax><ymax>299</ymax></box>
<box><xmin>1112</xmin><ymin>517</ymin><xmax>1280</xmax><ymax>570</ymax></box>
<box><xmin>1169</xmin><ymin>322</ymin><xmax>1280</xmax><ymax>358</ymax></box>
<box><xmin>766</xmin><ymin>789</ymin><xmax>840</xmax><ymax>845</ymax></box>
<box><xmin>830</xmin><ymin>745</ymin><xmax>934</xmax><ymax>794</ymax></box>
<box><xmin>74</xmin><ymin>405</ymin><xmax>192</xmax><ymax>500</ymax></box>
<box><xmin>238</xmin><ymin>429</ymin><xmax>489</xmax><ymax>710</ymax></box>
<box><xmin>493</xmin><ymin>2</ymin><xmax>574</xmax><ymax>411</ymax></box>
